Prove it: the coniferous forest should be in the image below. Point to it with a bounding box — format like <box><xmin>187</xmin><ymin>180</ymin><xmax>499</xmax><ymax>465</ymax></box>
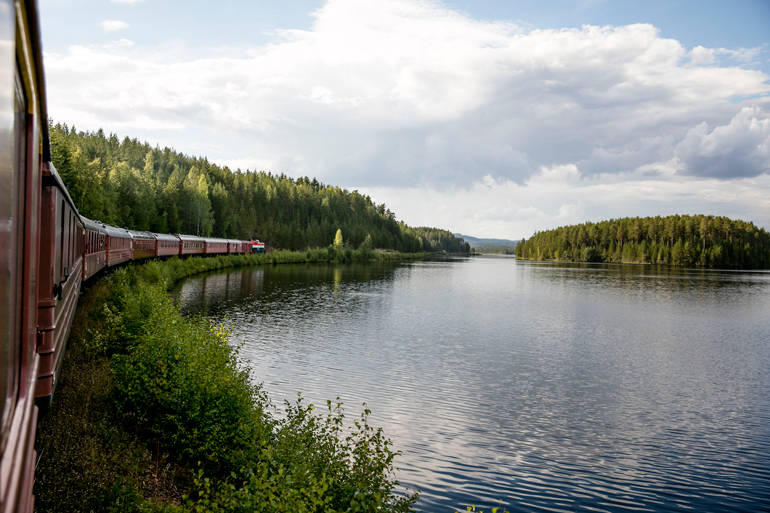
<box><xmin>515</xmin><ymin>215</ymin><xmax>770</xmax><ymax>269</ymax></box>
<box><xmin>50</xmin><ymin>123</ymin><xmax>470</xmax><ymax>254</ymax></box>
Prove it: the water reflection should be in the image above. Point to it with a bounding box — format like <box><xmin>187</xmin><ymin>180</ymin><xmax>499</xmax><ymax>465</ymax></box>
<box><xmin>177</xmin><ymin>258</ymin><xmax>770</xmax><ymax>512</ymax></box>
<box><xmin>177</xmin><ymin>268</ymin><xmax>265</xmax><ymax>315</ymax></box>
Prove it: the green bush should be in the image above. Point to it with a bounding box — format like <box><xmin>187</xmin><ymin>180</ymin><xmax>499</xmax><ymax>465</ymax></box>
<box><xmin>109</xmin><ymin>284</ymin><xmax>271</xmax><ymax>475</ymax></box>
<box><xmin>189</xmin><ymin>399</ymin><xmax>417</xmax><ymax>513</ymax></box>
<box><xmin>38</xmin><ymin>254</ymin><xmax>418</xmax><ymax>512</ymax></box>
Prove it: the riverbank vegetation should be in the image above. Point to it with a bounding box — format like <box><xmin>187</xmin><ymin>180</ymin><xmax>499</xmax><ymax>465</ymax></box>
<box><xmin>35</xmin><ymin>254</ymin><xmax>419</xmax><ymax>512</ymax></box>
<box><xmin>515</xmin><ymin>215</ymin><xmax>770</xmax><ymax>268</ymax></box>
<box><xmin>50</xmin><ymin>123</ymin><xmax>469</xmax><ymax>254</ymax></box>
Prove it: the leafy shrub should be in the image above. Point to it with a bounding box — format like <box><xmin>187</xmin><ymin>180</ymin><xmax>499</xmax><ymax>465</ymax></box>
<box><xmin>67</xmin><ymin>255</ymin><xmax>419</xmax><ymax>511</ymax></box>
<box><xmin>109</xmin><ymin>284</ymin><xmax>271</xmax><ymax>475</ymax></box>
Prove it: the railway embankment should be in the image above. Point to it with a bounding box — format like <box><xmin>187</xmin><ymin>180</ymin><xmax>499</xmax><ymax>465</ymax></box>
<box><xmin>34</xmin><ymin>250</ymin><xmax>423</xmax><ymax>512</ymax></box>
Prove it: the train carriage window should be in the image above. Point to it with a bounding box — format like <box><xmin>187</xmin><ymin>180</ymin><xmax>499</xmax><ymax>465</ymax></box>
<box><xmin>68</xmin><ymin>212</ymin><xmax>72</xmax><ymax>273</ymax></box>
<box><xmin>67</xmin><ymin>213</ymin><xmax>71</xmax><ymax>272</ymax></box>
<box><xmin>68</xmin><ymin>211</ymin><xmax>72</xmax><ymax>271</ymax></box>
<box><xmin>67</xmin><ymin>211</ymin><xmax>71</xmax><ymax>271</ymax></box>
<box><xmin>70</xmin><ymin>213</ymin><xmax>75</xmax><ymax>267</ymax></box>
<box><xmin>63</xmin><ymin>203</ymin><xmax>69</xmax><ymax>277</ymax></box>
<box><xmin>2</xmin><ymin>67</ymin><xmax>27</xmax><ymax>443</ymax></box>
<box><xmin>59</xmin><ymin>200</ymin><xmax>65</xmax><ymax>282</ymax></box>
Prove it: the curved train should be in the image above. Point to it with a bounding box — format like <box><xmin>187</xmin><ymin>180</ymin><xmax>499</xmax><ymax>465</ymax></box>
<box><xmin>1</xmin><ymin>1</ymin><xmax>260</xmax><ymax>510</ymax></box>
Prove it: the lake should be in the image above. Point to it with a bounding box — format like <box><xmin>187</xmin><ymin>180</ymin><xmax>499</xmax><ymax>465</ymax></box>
<box><xmin>176</xmin><ymin>256</ymin><xmax>770</xmax><ymax>512</ymax></box>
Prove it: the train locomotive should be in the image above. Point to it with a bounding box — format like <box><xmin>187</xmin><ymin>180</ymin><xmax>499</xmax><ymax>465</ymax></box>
<box><xmin>1</xmin><ymin>1</ymin><xmax>257</xmax><ymax>510</ymax></box>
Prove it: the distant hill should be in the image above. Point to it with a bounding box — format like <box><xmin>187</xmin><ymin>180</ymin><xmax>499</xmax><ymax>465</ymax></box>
<box><xmin>455</xmin><ymin>233</ymin><xmax>519</xmax><ymax>253</ymax></box>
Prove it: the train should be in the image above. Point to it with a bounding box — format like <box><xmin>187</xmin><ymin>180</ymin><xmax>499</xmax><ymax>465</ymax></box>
<box><xmin>1</xmin><ymin>2</ymin><xmax>261</xmax><ymax>510</ymax></box>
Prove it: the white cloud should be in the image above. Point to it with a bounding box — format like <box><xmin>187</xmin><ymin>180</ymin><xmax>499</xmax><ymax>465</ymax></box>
<box><xmin>688</xmin><ymin>46</ymin><xmax>715</xmax><ymax>66</ymax></box>
<box><xmin>676</xmin><ymin>104</ymin><xmax>770</xmax><ymax>178</ymax></box>
<box><xmin>110</xmin><ymin>0</ymin><xmax>144</xmax><ymax>4</ymax></box>
<box><xmin>716</xmin><ymin>46</ymin><xmax>764</xmax><ymax>65</ymax></box>
<box><xmin>43</xmin><ymin>0</ymin><xmax>770</xmax><ymax>235</ymax></box>
<box><xmin>100</xmin><ymin>20</ymin><xmax>129</xmax><ymax>32</ymax></box>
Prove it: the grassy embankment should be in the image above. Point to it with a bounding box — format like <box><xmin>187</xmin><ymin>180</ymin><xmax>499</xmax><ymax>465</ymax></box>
<box><xmin>34</xmin><ymin>248</ymin><xmax>426</xmax><ymax>512</ymax></box>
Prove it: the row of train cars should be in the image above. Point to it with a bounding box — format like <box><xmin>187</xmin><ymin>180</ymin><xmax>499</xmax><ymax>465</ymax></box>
<box><xmin>1</xmin><ymin>1</ymin><xmax>262</xmax><ymax>510</ymax></box>
<box><xmin>80</xmin><ymin>217</ymin><xmax>265</xmax><ymax>281</ymax></box>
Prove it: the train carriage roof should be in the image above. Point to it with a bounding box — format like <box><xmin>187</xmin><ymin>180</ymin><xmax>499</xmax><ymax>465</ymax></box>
<box><xmin>177</xmin><ymin>234</ymin><xmax>204</xmax><ymax>242</ymax></box>
<box><xmin>103</xmin><ymin>224</ymin><xmax>131</xmax><ymax>238</ymax></box>
<box><xmin>128</xmin><ymin>230</ymin><xmax>155</xmax><ymax>240</ymax></box>
<box><xmin>82</xmin><ymin>217</ymin><xmax>105</xmax><ymax>232</ymax></box>
<box><xmin>154</xmin><ymin>233</ymin><xmax>179</xmax><ymax>242</ymax></box>
<box><xmin>205</xmin><ymin>237</ymin><xmax>230</xmax><ymax>244</ymax></box>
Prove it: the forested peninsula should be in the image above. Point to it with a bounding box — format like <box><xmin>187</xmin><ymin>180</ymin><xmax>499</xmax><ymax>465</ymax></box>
<box><xmin>50</xmin><ymin>123</ymin><xmax>469</xmax><ymax>254</ymax></box>
<box><xmin>515</xmin><ymin>215</ymin><xmax>770</xmax><ymax>268</ymax></box>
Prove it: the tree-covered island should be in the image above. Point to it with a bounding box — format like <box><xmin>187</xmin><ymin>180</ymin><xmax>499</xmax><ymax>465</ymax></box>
<box><xmin>516</xmin><ymin>215</ymin><xmax>770</xmax><ymax>269</ymax></box>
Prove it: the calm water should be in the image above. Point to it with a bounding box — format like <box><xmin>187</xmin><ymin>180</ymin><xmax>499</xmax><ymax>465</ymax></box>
<box><xmin>176</xmin><ymin>257</ymin><xmax>770</xmax><ymax>512</ymax></box>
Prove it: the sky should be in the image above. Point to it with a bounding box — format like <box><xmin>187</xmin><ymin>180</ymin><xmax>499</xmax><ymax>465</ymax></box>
<box><xmin>39</xmin><ymin>0</ymin><xmax>770</xmax><ymax>239</ymax></box>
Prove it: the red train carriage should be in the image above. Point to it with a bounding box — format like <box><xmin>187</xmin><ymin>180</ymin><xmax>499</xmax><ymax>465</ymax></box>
<box><xmin>241</xmin><ymin>241</ymin><xmax>252</xmax><ymax>253</ymax></box>
<box><xmin>227</xmin><ymin>239</ymin><xmax>242</xmax><ymax>253</ymax></box>
<box><xmin>129</xmin><ymin>230</ymin><xmax>156</xmax><ymax>260</ymax></box>
<box><xmin>1</xmin><ymin>1</ymin><xmax>52</xmax><ymax>510</ymax></box>
<box><xmin>105</xmin><ymin>225</ymin><xmax>132</xmax><ymax>266</ymax></box>
<box><xmin>155</xmin><ymin>233</ymin><xmax>181</xmax><ymax>257</ymax></box>
<box><xmin>36</xmin><ymin>164</ymin><xmax>83</xmax><ymax>403</ymax></box>
<box><xmin>204</xmin><ymin>238</ymin><xmax>229</xmax><ymax>255</ymax></box>
<box><xmin>82</xmin><ymin>217</ymin><xmax>107</xmax><ymax>281</ymax></box>
<box><xmin>179</xmin><ymin>234</ymin><xmax>205</xmax><ymax>255</ymax></box>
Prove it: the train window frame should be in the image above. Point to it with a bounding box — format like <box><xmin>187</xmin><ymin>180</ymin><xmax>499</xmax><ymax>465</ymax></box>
<box><xmin>70</xmin><ymin>212</ymin><xmax>75</xmax><ymax>271</ymax></box>
<box><xmin>59</xmin><ymin>199</ymin><xmax>64</xmax><ymax>282</ymax></box>
<box><xmin>1</xmin><ymin>64</ymin><xmax>28</xmax><ymax>447</ymax></box>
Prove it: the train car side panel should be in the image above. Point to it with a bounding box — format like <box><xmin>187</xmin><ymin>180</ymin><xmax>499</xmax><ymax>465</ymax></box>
<box><xmin>105</xmin><ymin>225</ymin><xmax>132</xmax><ymax>266</ymax></box>
<box><xmin>154</xmin><ymin>233</ymin><xmax>180</xmax><ymax>257</ymax></box>
<box><xmin>129</xmin><ymin>230</ymin><xmax>155</xmax><ymax>260</ymax></box>
<box><xmin>204</xmin><ymin>238</ymin><xmax>229</xmax><ymax>255</ymax></box>
<box><xmin>36</xmin><ymin>164</ymin><xmax>82</xmax><ymax>400</ymax></box>
<box><xmin>179</xmin><ymin>234</ymin><xmax>204</xmax><ymax>255</ymax></box>
<box><xmin>82</xmin><ymin>217</ymin><xmax>106</xmax><ymax>281</ymax></box>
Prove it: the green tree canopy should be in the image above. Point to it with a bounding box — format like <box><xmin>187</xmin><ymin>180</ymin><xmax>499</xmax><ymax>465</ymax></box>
<box><xmin>49</xmin><ymin>122</ymin><xmax>471</xmax><ymax>254</ymax></box>
<box><xmin>515</xmin><ymin>215</ymin><xmax>770</xmax><ymax>269</ymax></box>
